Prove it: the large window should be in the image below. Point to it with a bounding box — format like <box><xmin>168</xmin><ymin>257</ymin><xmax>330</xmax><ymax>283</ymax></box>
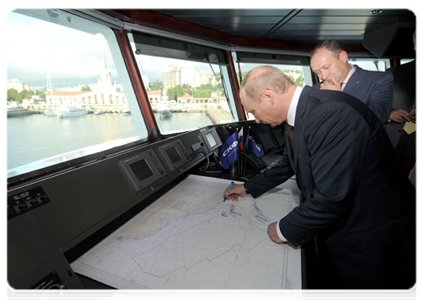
<box><xmin>7</xmin><ymin>10</ymin><xmax>148</xmax><ymax>179</ymax></box>
<box><xmin>348</xmin><ymin>58</ymin><xmax>391</xmax><ymax>71</ymax></box>
<box><xmin>129</xmin><ymin>32</ymin><xmax>238</xmax><ymax>134</ymax></box>
<box><xmin>233</xmin><ymin>51</ymin><xmax>313</xmax><ymax>120</ymax></box>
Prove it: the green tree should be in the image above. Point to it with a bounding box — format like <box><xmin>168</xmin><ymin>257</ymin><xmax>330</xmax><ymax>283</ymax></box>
<box><xmin>294</xmin><ymin>75</ymin><xmax>305</xmax><ymax>87</ymax></box>
<box><xmin>37</xmin><ymin>91</ymin><xmax>46</xmax><ymax>100</ymax></box>
<box><xmin>17</xmin><ymin>90</ymin><xmax>33</xmax><ymax>102</ymax></box>
<box><xmin>166</xmin><ymin>87</ymin><xmax>175</xmax><ymax>100</ymax></box>
<box><xmin>7</xmin><ymin>88</ymin><xmax>18</xmax><ymax>102</ymax></box>
<box><xmin>182</xmin><ymin>83</ymin><xmax>192</xmax><ymax>95</ymax></box>
<box><xmin>214</xmin><ymin>83</ymin><xmax>224</xmax><ymax>96</ymax></box>
<box><xmin>166</xmin><ymin>85</ymin><xmax>184</xmax><ymax>100</ymax></box>
<box><xmin>194</xmin><ymin>89</ymin><xmax>212</xmax><ymax>98</ymax></box>
<box><xmin>81</xmin><ymin>85</ymin><xmax>91</xmax><ymax>91</ymax></box>
<box><xmin>198</xmin><ymin>83</ymin><xmax>213</xmax><ymax>90</ymax></box>
<box><xmin>175</xmin><ymin>85</ymin><xmax>184</xmax><ymax>96</ymax></box>
<box><xmin>150</xmin><ymin>80</ymin><xmax>164</xmax><ymax>91</ymax></box>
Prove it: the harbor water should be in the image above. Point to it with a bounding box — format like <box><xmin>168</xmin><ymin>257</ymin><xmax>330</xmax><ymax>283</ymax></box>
<box><xmin>7</xmin><ymin>112</ymin><xmax>214</xmax><ymax>171</ymax></box>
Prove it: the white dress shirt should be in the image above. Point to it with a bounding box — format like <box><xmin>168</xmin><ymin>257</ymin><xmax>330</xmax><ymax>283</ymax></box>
<box><xmin>341</xmin><ymin>64</ymin><xmax>356</xmax><ymax>91</ymax></box>
<box><xmin>276</xmin><ymin>86</ymin><xmax>302</xmax><ymax>242</ymax></box>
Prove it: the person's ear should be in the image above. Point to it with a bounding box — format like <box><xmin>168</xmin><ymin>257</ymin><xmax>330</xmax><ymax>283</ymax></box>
<box><xmin>339</xmin><ymin>50</ymin><xmax>349</xmax><ymax>63</ymax></box>
<box><xmin>260</xmin><ymin>90</ymin><xmax>274</xmax><ymax>104</ymax></box>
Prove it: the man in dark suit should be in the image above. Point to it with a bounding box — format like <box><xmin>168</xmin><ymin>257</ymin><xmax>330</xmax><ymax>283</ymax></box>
<box><xmin>385</xmin><ymin>60</ymin><xmax>420</xmax><ymax>148</ymax></box>
<box><xmin>385</xmin><ymin>60</ymin><xmax>416</xmax><ymax>177</ymax></box>
<box><xmin>310</xmin><ymin>40</ymin><xmax>394</xmax><ymax>124</ymax></box>
<box><xmin>224</xmin><ymin>66</ymin><xmax>414</xmax><ymax>289</ymax></box>
<box><xmin>385</xmin><ymin>32</ymin><xmax>416</xmax><ymax>187</ymax></box>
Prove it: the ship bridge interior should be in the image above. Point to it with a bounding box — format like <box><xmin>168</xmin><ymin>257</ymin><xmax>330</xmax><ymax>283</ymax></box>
<box><xmin>7</xmin><ymin>8</ymin><xmax>416</xmax><ymax>293</ymax></box>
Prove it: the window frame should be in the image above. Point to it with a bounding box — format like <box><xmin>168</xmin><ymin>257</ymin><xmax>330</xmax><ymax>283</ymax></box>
<box><xmin>7</xmin><ymin>10</ymin><xmax>149</xmax><ymax>186</ymax></box>
<box><xmin>128</xmin><ymin>31</ymin><xmax>240</xmax><ymax>135</ymax></box>
<box><xmin>233</xmin><ymin>50</ymin><xmax>313</xmax><ymax>120</ymax></box>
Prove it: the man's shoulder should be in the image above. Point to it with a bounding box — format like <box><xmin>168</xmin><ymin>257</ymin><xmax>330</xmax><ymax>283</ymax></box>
<box><xmin>353</xmin><ymin>65</ymin><xmax>393</xmax><ymax>81</ymax></box>
<box><xmin>304</xmin><ymin>88</ymin><xmax>362</xmax><ymax>114</ymax></box>
<box><xmin>351</xmin><ymin>66</ymin><xmax>394</xmax><ymax>86</ymax></box>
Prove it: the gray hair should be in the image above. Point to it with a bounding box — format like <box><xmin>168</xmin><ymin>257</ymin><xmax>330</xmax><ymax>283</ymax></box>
<box><xmin>241</xmin><ymin>65</ymin><xmax>294</xmax><ymax>102</ymax></box>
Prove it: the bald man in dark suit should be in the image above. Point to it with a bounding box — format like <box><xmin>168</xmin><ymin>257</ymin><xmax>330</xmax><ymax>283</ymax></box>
<box><xmin>223</xmin><ymin>65</ymin><xmax>414</xmax><ymax>289</ymax></box>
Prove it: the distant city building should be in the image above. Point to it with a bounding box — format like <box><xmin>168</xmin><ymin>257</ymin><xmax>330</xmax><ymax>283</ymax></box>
<box><xmin>147</xmin><ymin>90</ymin><xmax>163</xmax><ymax>111</ymax></box>
<box><xmin>181</xmin><ymin>67</ymin><xmax>198</xmax><ymax>87</ymax></box>
<box><xmin>7</xmin><ymin>79</ymin><xmax>36</xmax><ymax>93</ymax></box>
<box><xmin>198</xmin><ymin>72</ymin><xmax>210</xmax><ymax>86</ymax></box>
<box><xmin>38</xmin><ymin>56</ymin><xmax>128</xmax><ymax>113</ymax></box>
<box><xmin>163</xmin><ymin>65</ymin><xmax>181</xmax><ymax>90</ymax></box>
<box><xmin>210</xmin><ymin>74</ymin><xmax>219</xmax><ymax>86</ymax></box>
<box><xmin>147</xmin><ymin>90</ymin><xmax>162</xmax><ymax>102</ymax></box>
<box><xmin>88</xmin><ymin>57</ymin><xmax>121</xmax><ymax>93</ymax></box>
<box><xmin>177</xmin><ymin>93</ymin><xmax>194</xmax><ymax>105</ymax></box>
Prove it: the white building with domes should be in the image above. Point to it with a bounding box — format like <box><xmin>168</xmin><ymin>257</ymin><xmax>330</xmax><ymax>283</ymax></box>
<box><xmin>44</xmin><ymin>56</ymin><xmax>128</xmax><ymax>113</ymax></box>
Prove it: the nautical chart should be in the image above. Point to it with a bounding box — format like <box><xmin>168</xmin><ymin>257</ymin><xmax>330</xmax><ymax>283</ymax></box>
<box><xmin>71</xmin><ymin>175</ymin><xmax>301</xmax><ymax>289</ymax></box>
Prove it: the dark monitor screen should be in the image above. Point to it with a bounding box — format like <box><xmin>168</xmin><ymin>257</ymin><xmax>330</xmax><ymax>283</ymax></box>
<box><xmin>256</xmin><ymin>130</ymin><xmax>277</xmax><ymax>152</ymax></box>
<box><xmin>130</xmin><ymin>159</ymin><xmax>154</xmax><ymax>182</ymax></box>
<box><xmin>205</xmin><ymin>132</ymin><xmax>217</xmax><ymax>148</ymax></box>
<box><xmin>165</xmin><ymin>147</ymin><xmax>182</xmax><ymax>164</ymax></box>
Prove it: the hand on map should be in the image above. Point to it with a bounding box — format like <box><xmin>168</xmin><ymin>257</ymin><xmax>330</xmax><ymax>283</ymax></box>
<box><xmin>267</xmin><ymin>222</ymin><xmax>285</xmax><ymax>244</ymax></box>
<box><xmin>222</xmin><ymin>183</ymin><xmax>246</xmax><ymax>201</ymax></box>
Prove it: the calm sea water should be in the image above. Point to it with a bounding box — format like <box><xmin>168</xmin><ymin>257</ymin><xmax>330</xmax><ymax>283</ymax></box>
<box><xmin>7</xmin><ymin>112</ymin><xmax>213</xmax><ymax>170</ymax></box>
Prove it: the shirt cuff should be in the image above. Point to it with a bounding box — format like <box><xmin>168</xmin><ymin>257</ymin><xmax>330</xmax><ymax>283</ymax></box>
<box><xmin>276</xmin><ymin>220</ymin><xmax>288</xmax><ymax>242</ymax></box>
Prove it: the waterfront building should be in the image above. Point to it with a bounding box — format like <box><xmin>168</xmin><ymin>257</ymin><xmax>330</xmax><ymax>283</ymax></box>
<box><xmin>25</xmin><ymin>55</ymin><xmax>129</xmax><ymax>113</ymax></box>
<box><xmin>176</xmin><ymin>93</ymin><xmax>228</xmax><ymax>111</ymax></box>
<box><xmin>147</xmin><ymin>90</ymin><xmax>162</xmax><ymax>111</ymax></box>
<box><xmin>43</xmin><ymin>90</ymin><xmax>127</xmax><ymax>113</ymax></box>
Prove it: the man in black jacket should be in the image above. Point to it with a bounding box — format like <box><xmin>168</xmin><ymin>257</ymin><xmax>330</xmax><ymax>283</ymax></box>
<box><xmin>223</xmin><ymin>65</ymin><xmax>414</xmax><ymax>289</ymax></box>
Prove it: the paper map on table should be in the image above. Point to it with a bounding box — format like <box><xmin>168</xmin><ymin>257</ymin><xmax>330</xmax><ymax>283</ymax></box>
<box><xmin>71</xmin><ymin>175</ymin><xmax>301</xmax><ymax>289</ymax></box>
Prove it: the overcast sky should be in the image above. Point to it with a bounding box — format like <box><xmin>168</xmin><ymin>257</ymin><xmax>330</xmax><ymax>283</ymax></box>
<box><xmin>5</xmin><ymin>7</ymin><xmax>403</xmax><ymax>90</ymax></box>
<box><xmin>6</xmin><ymin>11</ymin><xmax>119</xmax><ymax>84</ymax></box>
<box><xmin>6</xmin><ymin>11</ymin><xmax>220</xmax><ymax>88</ymax></box>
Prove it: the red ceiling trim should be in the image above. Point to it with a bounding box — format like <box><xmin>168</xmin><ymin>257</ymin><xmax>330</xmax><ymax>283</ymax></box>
<box><xmin>108</xmin><ymin>9</ymin><xmax>318</xmax><ymax>52</ymax></box>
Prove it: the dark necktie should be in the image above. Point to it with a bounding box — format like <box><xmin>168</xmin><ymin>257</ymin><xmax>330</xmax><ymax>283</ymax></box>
<box><xmin>286</xmin><ymin>124</ymin><xmax>294</xmax><ymax>150</ymax></box>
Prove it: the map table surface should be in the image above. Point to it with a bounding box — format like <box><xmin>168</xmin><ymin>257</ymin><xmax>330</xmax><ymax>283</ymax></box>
<box><xmin>71</xmin><ymin>175</ymin><xmax>301</xmax><ymax>289</ymax></box>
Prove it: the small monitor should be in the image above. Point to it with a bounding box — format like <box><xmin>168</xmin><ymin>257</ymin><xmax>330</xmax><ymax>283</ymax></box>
<box><xmin>130</xmin><ymin>159</ymin><xmax>154</xmax><ymax>182</ymax></box>
<box><xmin>199</xmin><ymin>127</ymin><xmax>222</xmax><ymax>153</ymax></box>
<box><xmin>165</xmin><ymin>147</ymin><xmax>182</xmax><ymax>164</ymax></box>
<box><xmin>157</xmin><ymin>139</ymin><xmax>189</xmax><ymax>172</ymax></box>
<box><xmin>205</xmin><ymin>132</ymin><xmax>217</xmax><ymax>149</ymax></box>
<box><xmin>254</xmin><ymin>127</ymin><xmax>277</xmax><ymax>153</ymax></box>
<box><xmin>118</xmin><ymin>149</ymin><xmax>167</xmax><ymax>193</ymax></box>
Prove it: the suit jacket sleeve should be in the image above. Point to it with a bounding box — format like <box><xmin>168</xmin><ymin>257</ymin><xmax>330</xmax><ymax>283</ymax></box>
<box><xmin>366</xmin><ymin>72</ymin><xmax>393</xmax><ymax>124</ymax></box>
<box><xmin>244</xmin><ymin>146</ymin><xmax>294</xmax><ymax>198</ymax></box>
<box><xmin>279</xmin><ymin>101</ymin><xmax>369</xmax><ymax>247</ymax></box>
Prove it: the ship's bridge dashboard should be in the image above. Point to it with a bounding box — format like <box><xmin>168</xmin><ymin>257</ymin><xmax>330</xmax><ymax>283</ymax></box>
<box><xmin>6</xmin><ymin>8</ymin><xmax>416</xmax><ymax>292</ymax></box>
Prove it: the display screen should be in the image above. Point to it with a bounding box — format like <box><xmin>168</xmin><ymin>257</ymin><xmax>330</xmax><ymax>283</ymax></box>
<box><xmin>130</xmin><ymin>159</ymin><xmax>154</xmax><ymax>182</ymax></box>
<box><xmin>256</xmin><ymin>131</ymin><xmax>276</xmax><ymax>152</ymax></box>
<box><xmin>166</xmin><ymin>147</ymin><xmax>182</xmax><ymax>164</ymax></box>
<box><xmin>206</xmin><ymin>132</ymin><xmax>217</xmax><ymax>148</ymax></box>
